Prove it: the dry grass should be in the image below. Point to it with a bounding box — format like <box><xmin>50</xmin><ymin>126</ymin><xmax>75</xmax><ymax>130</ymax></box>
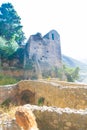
<box><xmin>0</xmin><ymin>104</ymin><xmax>18</xmax><ymax>122</ymax></box>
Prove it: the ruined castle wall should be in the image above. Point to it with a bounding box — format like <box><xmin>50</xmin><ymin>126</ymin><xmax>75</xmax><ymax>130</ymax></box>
<box><xmin>25</xmin><ymin>30</ymin><xmax>64</xmax><ymax>79</ymax></box>
<box><xmin>28</xmin><ymin>30</ymin><xmax>62</xmax><ymax>68</ymax></box>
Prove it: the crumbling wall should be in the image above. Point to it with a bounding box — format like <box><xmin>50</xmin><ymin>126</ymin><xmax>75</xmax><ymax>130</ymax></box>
<box><xmin>24</xmin><ymin>104</ymin><xmax>87</xmax><ymax>130</ymax></box>
<box><xmin>0</xmin><ymin>84</ymin><xmax>18</xmax><ymax>105</ymax></box>
<box><xmin>25</xmin><ymin>30</ymin><xmax>64</xmax><ymax>79</ymax></box>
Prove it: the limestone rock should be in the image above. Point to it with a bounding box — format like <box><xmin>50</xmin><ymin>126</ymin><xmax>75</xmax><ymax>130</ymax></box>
<box><xmin>15</xmin><ymin>106</ymin><xmax>39</xmax><ymax>130</ymax></box>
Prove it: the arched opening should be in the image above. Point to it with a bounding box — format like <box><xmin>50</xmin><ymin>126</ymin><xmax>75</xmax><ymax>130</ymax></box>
<box><xmin>20</xmin><ymin>90</ymin><xmax>35</xmax><ymax>105</ymax></box>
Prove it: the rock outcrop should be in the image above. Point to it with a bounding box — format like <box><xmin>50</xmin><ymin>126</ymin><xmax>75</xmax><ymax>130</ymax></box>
<box><xmin>15</xmin><ymin>106</ymin><xmax>39</xmax><ymax>130</ymax></box>
<box><xmin>1</xmin><ymin>104</ymin><xmax>87</xmax><ymax>130</ymax></box>
<box><xmin>17</xmin><ymin>104</ymin><xmax>87</xmax><ymax>130</ymax></box>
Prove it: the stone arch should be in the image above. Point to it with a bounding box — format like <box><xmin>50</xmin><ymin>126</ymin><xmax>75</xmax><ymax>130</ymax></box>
<box><xmin>20</xmin><ymin>90</ymin><xmax>35</xmax><ymax>105</ymax></box>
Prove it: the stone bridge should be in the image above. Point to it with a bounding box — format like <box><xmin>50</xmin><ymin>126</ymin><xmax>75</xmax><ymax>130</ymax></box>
<box><xmin>1</xmin><ymin>80</ymin><xmax>87</xmax><ymax>109</ymax></box>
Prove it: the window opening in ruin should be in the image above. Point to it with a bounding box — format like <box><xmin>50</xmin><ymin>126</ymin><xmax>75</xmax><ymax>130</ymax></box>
<box><xmin>52</xmin><ymin>33</ymin><xmax>54</xmax><ymax>40</ymax></box>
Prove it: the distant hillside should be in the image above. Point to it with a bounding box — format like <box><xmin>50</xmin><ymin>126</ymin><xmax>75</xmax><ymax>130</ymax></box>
<box><xmin>62</xmin><ymin>55</ymin><xmax>87</xmax><ymax>83</ymax></box>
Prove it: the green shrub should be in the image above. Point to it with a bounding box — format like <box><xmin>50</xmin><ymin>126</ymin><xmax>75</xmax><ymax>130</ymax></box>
<box><xmin>38</xmin><ymin>97</ymin><xmax>45</xmax><ymax>106</ymax></box>
<box><xmin>63</xmin><ymin>65</ymin><xmax>80</xmax><ymax>82</ymax></box>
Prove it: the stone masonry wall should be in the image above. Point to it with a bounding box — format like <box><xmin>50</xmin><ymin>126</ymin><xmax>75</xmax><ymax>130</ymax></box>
<box><xmin>0</xmin><ymin>84</ymin><xmax>18</xmax><ymax>104</ymax></box>
<box><xmin>24</xmin><ymin>104</ymin><xmax>87</xmax><ymax>130</ymax></box>
<box><xmin>1</xmin><ymin>80</ymin><xmax>87</xmax><ymax>109</ymax></box>
<box><xmin>25</xmin><ymin>30</ymin><xmax>64</xmax><ymax>79</ymax></box>
<box><xmin>17</xmin><ymin>80</ymin><xmax>87</xmax><ymax>109</ymax></box>
<box><xmin>1</xmin><ymin>80</ymin><xmax>87</xmax><ymax>129</ymax></box>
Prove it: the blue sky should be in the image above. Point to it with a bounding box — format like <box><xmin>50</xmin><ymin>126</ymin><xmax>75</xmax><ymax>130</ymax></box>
<box><xmin>0</xmin><ymin>0</ymin><xmax>87</xmax><ymax>60</ymax></box>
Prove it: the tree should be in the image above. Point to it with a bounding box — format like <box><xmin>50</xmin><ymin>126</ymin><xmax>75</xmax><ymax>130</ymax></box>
<box><xmin>0</xmin><ymin>2</ymin><xmax>25</xmax><ymax>45</ymax></box>
<box><xmin>63</xmin><ymin>64</ymin><xmax>80</xmax><ymax>82</ymax></box>
<box><xmin>0</xmin><ymin>36</ymin><xmax>18</xmax><ymax>58</ymax></box>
